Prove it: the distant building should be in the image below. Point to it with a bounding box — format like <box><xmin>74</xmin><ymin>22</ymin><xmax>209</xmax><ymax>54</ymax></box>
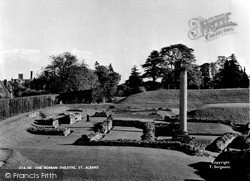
<box><xmin>12</xmin><ymin>71</ymin><xmax>34</xmax><ymax>87</ymax></box>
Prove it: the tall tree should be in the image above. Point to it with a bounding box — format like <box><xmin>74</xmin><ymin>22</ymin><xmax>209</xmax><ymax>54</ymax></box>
<box><xmin>125</xmin><ymin>65</ymin><xmax>143</xmax><ymax>95</ymax></box>
<box><xmin>200</xmin><ymin>63</ymin><xmax>211</xmax><ymax>89</ymax></box>
<box><xmin>214</xmin><ymin>54</ymin><xmax>249</xmax><ymax>88</ymax></box>
<box><xmin>160</xmin><ymin>44</ymin><xmax>196</xmax><ymax>88</ymax></box>
<box><xmin>142</xmin><ymin>50</ymin><xmax>164</xmax><ymax>83</ymax></box>
<box><xmin>36</xmin><ymin>52</ymin><xmax>97</xmax><ymax>93</ymax></box>
<box><xmin>67</xmin><ymin>64</ymin><xmax>98</xmax><ymax>91</ymax></box>
<box><xmin>94</xmin><ymin>62</ymin><xmax>121</xmax><ymax>102</ymax></box>
<box><xmin>187</xmin><ymin>64</ymin><xmax>202</xmax><ymax>89</ymax></box>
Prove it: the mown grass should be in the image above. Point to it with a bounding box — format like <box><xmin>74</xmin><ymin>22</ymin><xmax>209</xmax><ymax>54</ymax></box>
<box><xmin>119</xmin><ymin>88</ymin><xmax>249</xmax><ymax>109</ymax></box>
<box><xmin>188</xmin><ymin>103</ymin><xmax>250</xmax><ymax>123</ymax></box>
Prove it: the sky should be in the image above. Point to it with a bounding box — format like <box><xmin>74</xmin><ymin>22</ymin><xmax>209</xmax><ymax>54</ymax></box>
<box><xmin>0</xmin><ymin>0</ymin><xmax>249</xmax><ymax>83</ymax></box>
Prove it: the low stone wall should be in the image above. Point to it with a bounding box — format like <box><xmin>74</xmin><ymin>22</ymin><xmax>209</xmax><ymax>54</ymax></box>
<box><xmin>34</xmin><ymin>118</ymin><xmax>59</xmax><ymax>127</ymax></box>
<box><xmin>92</xmin><ymin>111</ymin><xmax>108</xmax><ymax>117</ymax></box>
<box><xmin>206</xmin><ymin>132</ymin><xmax>239</xmax><ymax>152</ymax></box>
<box><xmin>164</xmin><ymin>116</ymin><xmax>232</xmax><ymax>125</ymax></box>
<box><xmin>113</xmin><ymin>119</ymin><xmax>144</xmax><ymax>129</ymax></box>
<box><xmin>28</xmin><ymin>112</ymin><xmax>41</xmax><ymax>118</ymax></box>
<box><xmin>155</xmin><ymin>122</ymin><xmax>179</xmax><ymax>137</ymax></box>
<box><xmin>75</xmin><ymin>115</ymin><xmax>114</xmax><ymax>143</ymax></box>
<box><xmin>73</xmin><ymin>138</ymin><xmax>205</xmax><ymax>156</ymax></box>
<box><xmin>26</xmin><ymin>125</ymin><xmax>71</xmax><ymax>136</ymax></box>
<box><xmin>57</xmin><ymin>113</ymin><xmax>81</xmax><ymax>124</ymax></box>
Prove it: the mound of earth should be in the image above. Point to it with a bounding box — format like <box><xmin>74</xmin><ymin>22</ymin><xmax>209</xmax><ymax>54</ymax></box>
<box><xmin>0</xmin><ymin>148</ymin><xmax>38</xmax><ymax>169</ymax></box>
<box><xmin>119</xmin><ymin>88</ymin><xmax>249</xmax><ymax>109</ymax></box>
<box><xmin>188</xmin><ymin>103</ymin><xmax>250</xmax><ymax>123</ymax></box>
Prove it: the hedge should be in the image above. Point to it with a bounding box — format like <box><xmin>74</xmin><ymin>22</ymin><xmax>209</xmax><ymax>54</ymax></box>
<box><xmin>0</xmin><ymin>94</ymin><xmax>57</xmax><ymax>121</ymax></box>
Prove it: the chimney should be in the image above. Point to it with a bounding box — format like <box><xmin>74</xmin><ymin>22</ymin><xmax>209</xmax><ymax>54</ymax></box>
<box><xmin>18</xmin><ymin>74</ymin><xmax>23</xmax><ymax>81</ymax></box>
<box><xmin>30</xmin><ymin>71</ymin><xmax>33</xmax><ymax>80</ymax></box>
<box><xmin>3</xmin><ymin>79</ymin><xmax>8</xmax><ymax>88</ymax></box>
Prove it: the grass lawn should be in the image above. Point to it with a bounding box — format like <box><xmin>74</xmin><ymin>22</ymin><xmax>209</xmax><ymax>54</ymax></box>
<box><xmin>15</xmin><ymin>146</ymin><xmax>213</xmax><ymax>181</ymax></box>
<box><xmin>187</xmin><ymin>122</ymin><xmax>238</xmax><ymax>135</ymax></box>
<box><xmin>119</xmin><ymin>88</ymin><xmax>249</xmax><ymax>109</ymax></box>
<box><xmin>188</xmin><ymin>103</ymin><xmax>250</xmax><ymax>124</ymax></box>
<box><xmin>102</xmin><ymin>126</ymin><xmax>143</xmax><ymax>140</ymax></box>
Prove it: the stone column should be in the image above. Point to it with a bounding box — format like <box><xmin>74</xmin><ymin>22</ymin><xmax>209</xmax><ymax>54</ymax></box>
<box><xmin>179</xmin><ymin>68</ymin><xmax>188</xmax><ymax>135</ymax></box>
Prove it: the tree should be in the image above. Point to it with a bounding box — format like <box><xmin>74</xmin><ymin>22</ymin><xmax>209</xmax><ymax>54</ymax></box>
<box><xmin>160</xmin><ymin>44</ymin><xmax>196</xmax><ymax>70</ymax></box>
<box><xmin>200</xmin><ymin>63</ymin><xmax>211</xmax><ymax>89</ymax></box>
<box><xmin>125</xmin><ymin>65</ymin><xmax>143</xmax><ymax>95</ymax></box>
<box><xmin>67</xmin><ymin>64</ymin><xmax>98</xmax><ymax>91</ymax></box>
<box><xmin>142</xmin><ymin>50</ymin><xmax>164</xmax><ymax>84</ymax></box>
<box><xmin>213</xmin><ymin>54</ymin><xmax>249</xmax><ymax>88</ymax></box>
<box><xmin>187</xmin><ymin>64</ymin><xmax>202</xmax><ymax>89</ymax></box>
<box><xmin>36</xmin><ymin>52</ymin><xmax>97</xmax><ymax>93</ymax></box>
<box><xmin>94</xmin><ymin>62</ymin><xmax>121</xmax><ymax>102</ymax></box>
<box><xmin>160</xmin><ymin>44</ymin><xmax>196</xmax><ymax>88</ymax></box>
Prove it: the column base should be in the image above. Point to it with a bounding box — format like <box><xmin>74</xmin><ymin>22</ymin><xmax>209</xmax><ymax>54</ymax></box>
<box><xmin>172</xmin><ymin>130</ymin><xmax>193</xmax><ymax>143</ymax></box>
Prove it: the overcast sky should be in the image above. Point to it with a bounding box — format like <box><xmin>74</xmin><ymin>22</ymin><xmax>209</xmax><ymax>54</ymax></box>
<box><xmin>0</xmin><ymin>0</ymin><xmax>249</xmax><ymax>83</ymax></box>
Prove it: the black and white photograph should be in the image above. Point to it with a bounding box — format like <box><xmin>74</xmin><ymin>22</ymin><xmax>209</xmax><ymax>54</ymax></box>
<box><xmin>0</xmin><ymin>0</ymin><xmax>249</xmax><ymax>180</ymax></box>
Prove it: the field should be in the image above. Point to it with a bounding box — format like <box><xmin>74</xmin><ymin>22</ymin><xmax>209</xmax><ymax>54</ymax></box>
<box><xmin>0</xmin><ymin>88</ymin><xmax>249</xmax><ymax>180</ymax></box>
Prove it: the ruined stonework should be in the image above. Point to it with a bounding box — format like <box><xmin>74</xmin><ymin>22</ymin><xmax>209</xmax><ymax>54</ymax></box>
<box><xmin>141</xmin><ymin>122</ymin><xmax>155</xmax><ymax>141</ymax></box>
<box><xmin>206</xmin><ymin>132</ymin><xmax>239</xmax><ymax>152</ymax></box>
<box><xmin>57</xmin><ymin>113</ymin><xmax>80</xmax><ymax>124</ymax></box>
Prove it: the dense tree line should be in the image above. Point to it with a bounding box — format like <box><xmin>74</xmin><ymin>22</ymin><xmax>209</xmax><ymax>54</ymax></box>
<box><xmin>32</xmin><ymin>52</ymin><xmax>121</xmax><ymax>103</ymax></box>
<box><xmin>118</xmin><ymin>44</ymin><xmax>249</xmax><ymax>97</ymax></box>
<box><xmin>11</xmin><ymin>44</ymin><xmax>248</xmax><ymax>100</ymax></box>
<box><xmin>30</xmin><ymin>46</ymin><xmax>249</xmax><ymax>100</ymax></box>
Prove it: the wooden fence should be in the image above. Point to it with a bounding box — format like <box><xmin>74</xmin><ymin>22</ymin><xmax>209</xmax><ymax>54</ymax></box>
<box><xmin>0</xmin><ymin>94</ymin><xmax>58</xmax><ymax>121</ymax></box>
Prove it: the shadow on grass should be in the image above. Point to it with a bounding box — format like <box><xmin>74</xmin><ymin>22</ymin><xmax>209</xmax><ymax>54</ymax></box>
<box><xmin>188</xmin><ymin>162</ymin><xmax>215</xmax><ymax>181</ymax></box>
